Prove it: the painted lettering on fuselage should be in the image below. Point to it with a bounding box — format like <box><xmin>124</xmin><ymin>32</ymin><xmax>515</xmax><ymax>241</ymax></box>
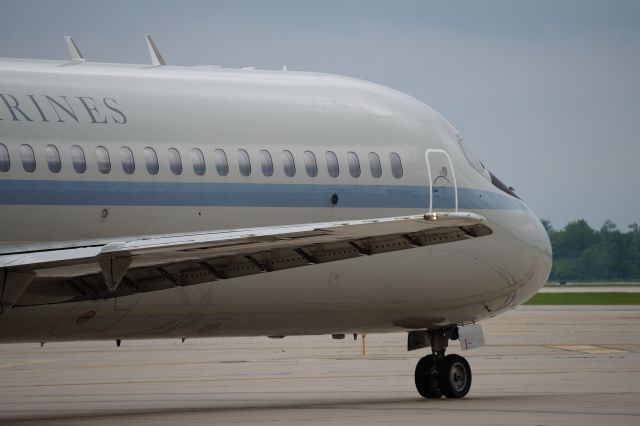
<box><xmin>0</xmin><ymin>94</ymin><xmax>126</xmax><ymax>124</ymax></box>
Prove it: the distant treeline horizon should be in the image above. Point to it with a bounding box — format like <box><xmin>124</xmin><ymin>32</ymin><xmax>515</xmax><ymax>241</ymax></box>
<box><xmin>542</xmin><ymin>219</ymin><xmax>640</xmax><ymax>282</ymax></box>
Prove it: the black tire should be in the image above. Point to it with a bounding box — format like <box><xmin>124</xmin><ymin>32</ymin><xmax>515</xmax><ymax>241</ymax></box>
<box><xmin>414</xmin><ymin>355</ymin><xmax>443</xmax><ymax>398</ymax></box>
<box><xmin>438</xmin><ymin>354</ymin><xmax>472</xmax><ymax>398</ymax></box>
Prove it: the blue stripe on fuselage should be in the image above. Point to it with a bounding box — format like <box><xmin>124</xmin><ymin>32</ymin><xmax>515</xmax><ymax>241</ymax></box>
<box><xmin>0</xmin><ymin>179</ymin><xmax>526</xmax><ymax>210</ymax></box>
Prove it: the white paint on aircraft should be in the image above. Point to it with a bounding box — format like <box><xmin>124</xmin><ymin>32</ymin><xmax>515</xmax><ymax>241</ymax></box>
<box><xmin>0</xmin><ymin>48</ymin><xmax>552</xmax><ymax>398</ymax></box>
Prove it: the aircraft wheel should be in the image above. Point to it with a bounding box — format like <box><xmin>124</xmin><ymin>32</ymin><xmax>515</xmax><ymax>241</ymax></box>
<box><xmin>414</xmin><ymin>355</ymin><xmax>443</xmax><ymax>398</ymax></box>
<box><xmin>438</xmin><ymin>354</ymin><xmax>472</xmax><ymax>398</ymax></box>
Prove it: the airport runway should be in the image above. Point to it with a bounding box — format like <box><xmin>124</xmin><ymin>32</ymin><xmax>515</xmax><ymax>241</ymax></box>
<box><xmin>0</xmin><ymin>305</ymin><xmax>639</xmax><ymax>425</ymax></box>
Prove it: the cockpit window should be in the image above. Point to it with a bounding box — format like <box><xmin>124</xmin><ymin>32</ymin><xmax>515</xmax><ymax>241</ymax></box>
<box><xmin>457</xmin><ymin>138</ymin><xmax>490</xmax><ymax>181</ymax></box>
<box><xmin>458</xmin><ymin>137</ymin><xmax>520</xmax><ymax>199</ymax></box>
<box><xmin>489</xmin><ymin>171</ymin><xmax>521</xmax><ymax>200</ymax></box>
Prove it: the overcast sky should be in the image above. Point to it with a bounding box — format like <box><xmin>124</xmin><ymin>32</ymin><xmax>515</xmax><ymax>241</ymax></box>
<box><xmin>1</xmin><ymin>0</ymin><xmax>639</xmax><ymax>230</ymax></box>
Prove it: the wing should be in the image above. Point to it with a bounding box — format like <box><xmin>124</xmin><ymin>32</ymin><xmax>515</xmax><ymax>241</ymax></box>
<box><xmin>0</xmin><ymin>212</ymin><xmax>491</xmax><ymax>315</ymax></box>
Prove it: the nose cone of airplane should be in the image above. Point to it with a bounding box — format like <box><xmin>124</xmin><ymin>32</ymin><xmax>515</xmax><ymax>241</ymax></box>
<box><xmin>518</xmin><ymin>206</ymin><xmax>553</xmax><ymax>302</ymax></box>
<box><xmin>524</xmin><ymin>203</ymin><xmax>553</xmax><ymax>258</ymax></box>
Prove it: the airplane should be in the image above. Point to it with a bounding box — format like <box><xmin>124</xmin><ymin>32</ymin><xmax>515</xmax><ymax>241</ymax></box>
<box><xmin>0</xmin><ymin>35</ymin><xmax>551</xmax><ymax>399</ymax></box>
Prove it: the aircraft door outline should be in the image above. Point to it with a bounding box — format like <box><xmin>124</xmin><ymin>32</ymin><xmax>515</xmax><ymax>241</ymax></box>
<box><xmin>425</xmin><ymin>149</ymin><xmax>458</xmax><ymax>213</ymax></box>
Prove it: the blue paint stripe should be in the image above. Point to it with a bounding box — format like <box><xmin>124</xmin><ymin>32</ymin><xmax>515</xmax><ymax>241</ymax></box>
<box><xmin>0</xmin><ymin>180</ymin><xmax>526</xmax><ymax>210</ymax></box>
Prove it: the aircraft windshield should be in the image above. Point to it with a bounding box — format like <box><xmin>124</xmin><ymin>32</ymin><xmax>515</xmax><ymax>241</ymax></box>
<box><xmin>457</xmin><ymin>138</ymin><xmax>490</xmax><ymax>181</ymax></box>
<box><xmin>489</xmin><ymin>171</ymin><xmax>521</xmax><ymax>200</ymax></box>
<box><xmin>457</xmin><ymin>138</ymin><xmax>520</xmax><ymax>199</ymax></box>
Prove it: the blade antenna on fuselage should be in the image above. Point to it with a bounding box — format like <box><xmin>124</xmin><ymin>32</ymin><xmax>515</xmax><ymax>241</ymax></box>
<box><xmin>64</xmin><ymin>36</ymin><xmax>85</xmax><ymax>62</ymax></box>
<box><xmin>145</xmin><ymin>34</ymin><xmax>166</xmax><ymax>66</ymax></box>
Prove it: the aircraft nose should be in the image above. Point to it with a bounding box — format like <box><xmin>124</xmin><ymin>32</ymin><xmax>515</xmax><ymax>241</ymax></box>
<box><xmin>521</xmin><ymin>207</ymin><xmax>553</xmax><ymax>298</ymax></box>
<box><xmin>533</xmin><ymin>210</ymin><xmax>553</xmax><ymax>259</ymax></box>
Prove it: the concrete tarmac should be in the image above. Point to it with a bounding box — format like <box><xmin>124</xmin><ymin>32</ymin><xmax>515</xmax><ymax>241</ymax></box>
<box><xmin>0</xmin><ymin>305</ymin><xmax>639</xmax><ymax>425</ymax></box>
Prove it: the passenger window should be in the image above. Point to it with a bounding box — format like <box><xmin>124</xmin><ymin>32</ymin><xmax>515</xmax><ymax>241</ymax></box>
<box><xmin>369</xmin><ymin>152</ymin><xmax>382</xmax><ymax>178</ymax></box>
<box><xmin>259</xmin><ymin>150</ymin><xmax>274</xmax><ymax>177</ymax></box>
<box><xmin>120</xmin><ymin>146</ymin><xmax>135</xmax><ymax>175</ymax></box>
<box><xmin>304</xmin><ymin>151</ymin><xmax>318</xmax><ymax>177</ymax></box>
<box><xmin>282</xmin><ymin>150</ymin><xmax>296</xmax><ymax>177</ymax></box>
<box><xmin>71</xmin><ymin>145</ymin><xmax>87</xmax><ymax>174</ymax></box>
<box><xmin>0</xmin><ymin>143</ymin><xmax>9</xmax><ymax>172</ymax></box>
<box><xmin>238</xmin><ymin>149</ymin><xmax>251</xmax><ymax>176</ymax></box>
<box><xmin>214</xmin><ymin>149</ymin><xmax>229</xmax><ymax>176</ymax></box>
<box><xmin>167</xmin><ymin>147</ymin><xmax>182</xmax><ymax>175</ymax></box>
<box><xmin>347</xmin><ymin>152</ymin><xmax>361</xmax><ymax>178</ymax></box>
<box><xmin>390</xmin><ymin>152</ymin><xmax>403</xmax><ymax>178</ymax></box>
<box><xmin>191</xmin><ymin>148</ymin><xmax>206</xmax><ymax>176</ymax></box>
<box><xmin>20</xmin><ymin>144</ymin><xmax>36</xmax><ymax>173</ymax></box>
<box><xmin>144</xmin><ymin>147</ymin><xmax>159</xmax><ymax>175</ymax></box>
<box><xmin>95</xmin><ymin>146</ymin><xmax>111</xmax><ymax>174</ymax></box>
<box><xmin>45</xmin><ymin>145</ymin><xmax>62</xmax><ymax>173</ymax></box>
<box><xmin>325</xmin><ymin>151</ymin><xmax>339</xmax><ymax>178</ymax></box>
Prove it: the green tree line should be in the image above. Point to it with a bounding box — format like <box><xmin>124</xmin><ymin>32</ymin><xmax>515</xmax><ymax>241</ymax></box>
<box><xmin>542</xmin><ymin>219</ymin><xmax>640</xmax><ymax>282</ymax></box>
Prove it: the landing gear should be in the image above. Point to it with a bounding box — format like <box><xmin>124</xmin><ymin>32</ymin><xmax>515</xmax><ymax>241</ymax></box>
<box><xmin>438</xmin><ymin>354</ymin><xmax>471</xmax><ymax>398</ymax></box>
<box><xmin>414</xmin><ymin>354</ymin><xmax>442</xmax><ymax>398</ymax></box>
<box><xmin>413</xmin><ymin>327</ymin><xmax>472</xmax><ymax>399</ymax></box>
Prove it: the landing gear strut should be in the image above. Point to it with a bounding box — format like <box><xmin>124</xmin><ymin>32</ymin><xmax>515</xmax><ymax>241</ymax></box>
<box><xmin>413</xmin><ymin>326</ymin><xmax>472</xmax><ymax>399</ymax></box>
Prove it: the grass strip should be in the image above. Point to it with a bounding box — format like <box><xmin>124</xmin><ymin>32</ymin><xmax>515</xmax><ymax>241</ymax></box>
<box><xmin>545</xmin><ymin>282</ymin><xmax>640</xmax><ymax>287</ymax></box>
<box><xmin>525</xmin><ymin>292</ymin><xmax>640</xmax><ymax>305</ymax></box>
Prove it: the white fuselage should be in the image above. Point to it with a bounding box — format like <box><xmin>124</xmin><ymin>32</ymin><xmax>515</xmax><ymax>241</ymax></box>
<box><xmin>0</xmin><ymin>58</ymin><xmax>551</xmax><ymax>342</ymax></box>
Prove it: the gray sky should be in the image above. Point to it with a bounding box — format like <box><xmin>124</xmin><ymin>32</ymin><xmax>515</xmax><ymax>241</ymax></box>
<box><xmin>1</xmin><ymin>0</ymin><xmax>639</xmax><ymax>230</ymax></box>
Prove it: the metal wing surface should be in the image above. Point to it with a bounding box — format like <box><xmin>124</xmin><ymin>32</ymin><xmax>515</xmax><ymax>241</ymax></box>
<box><xmin>0</xmin><ymin>212</ymin><xmax>491</xmax><ymax>314</ymax></box>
